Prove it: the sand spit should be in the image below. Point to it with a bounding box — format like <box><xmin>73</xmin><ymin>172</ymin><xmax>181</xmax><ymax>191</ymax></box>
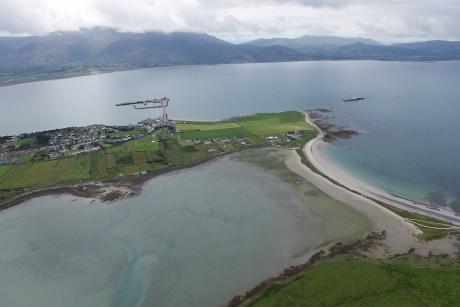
<box><xmin>288</xmin><ymin>111</ymin><xmax>459</xmax><ymax>257</ymax></box>
<box><xmin>305</xmin><ymin>110</ymin><xmax>460</xmax><ymax>224</ymax></box>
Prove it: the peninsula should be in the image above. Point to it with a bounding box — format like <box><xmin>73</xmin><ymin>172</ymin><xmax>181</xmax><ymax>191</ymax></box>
<box><xmin>0</xmin><ymin>111</ymin><xmax>314</xmax><ymax>208</ymax></box>
<box><xmin>1</xmin><ymin>109</ymin><xmax>458</xmax><ymax>242</ymax></box>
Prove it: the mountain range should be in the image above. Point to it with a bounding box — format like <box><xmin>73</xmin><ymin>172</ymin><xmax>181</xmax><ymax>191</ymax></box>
<box><xmin>245</xmin><ymin>35</ymin><xmax>460</xmax><ymax>60</ymax></box>
<box><xmin>244</xmin><ymin>34</ymin><xmax>381</xmax><ymax>51</ymax></box>
<box><xmin>1</xmin><ymin>27</ymin><xmax>459</xmax><ymax>85</ymax></box>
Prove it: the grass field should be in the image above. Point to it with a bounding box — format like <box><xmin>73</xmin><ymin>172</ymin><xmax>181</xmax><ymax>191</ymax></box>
<box><xmin>105</xmin><ymin>134</ymin><xmax>160</xmax><ymax>153</ymax></box>
<box><xmin>0</xmin><ymin>156</ymin><xmax>93</xmax><ymax>190</ymax></box>
<box><xmin>248</xmin><ymin>255</ymin><xmax>460</xmax><ymax>307</ymax></box>
<box><xmin>108</xmin><ymin>127</ymin><xmax>145</xmax><ymax>138</ymax></box>
<box><xmin>237</xmin><ymin>111</ymin><xmax>312</xmax><ymax>136</ymax></box>
<box><xmin>180</xmin><ymin>112</ymin><xmax>313</xmax><ymax>140</ymax></box>
<box><xmin>181</xmin><ymin>127</ymin><xmax>252</xmax><ymax>139</ymax></box>
<box><xmin>0</xmin><ymin>165</ymin><xmax>11</xmax><ymax>178</ymax></box>
<box><xmin>177</xmin><ymin>122</ymin><xmax>241</xmax><ymax>131</ymax></box>
<box><xmin>0</xmin><ymin>111</ymin><xmax>314</xmax><ymax>206</ymax></box>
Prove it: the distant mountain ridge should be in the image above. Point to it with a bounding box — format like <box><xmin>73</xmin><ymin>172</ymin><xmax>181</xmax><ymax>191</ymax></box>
<box><xmin>0</xmin><ymin>28</ymin><xmax>460</xmax><ymax>86</ymax></box>
<box><xmin>0</xmin><ymin>28</ymin><xmax>303</xmax><ymax>74</ymax></box>
<box><xmin>244</xmin><ymin>34</ymin><xmax>460</xmax><ymax>60</ymax></box>
<box><xmin>245</xmin><ymin>34</ymin><xmax>381</xmax><ymax>51</ymax></box>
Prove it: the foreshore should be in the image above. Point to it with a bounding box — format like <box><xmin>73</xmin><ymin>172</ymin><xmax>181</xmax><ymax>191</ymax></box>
<box><xmin>285</xmin><ymin>111</ymin><xmax>459</xmax><ymax>256</ymax></box>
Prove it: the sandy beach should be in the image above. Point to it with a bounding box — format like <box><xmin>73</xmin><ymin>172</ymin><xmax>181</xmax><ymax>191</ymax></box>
<box><xmin>285</xmin><ymin>112</ymin><xmax>459</xmax><ymax>257</ymax></box>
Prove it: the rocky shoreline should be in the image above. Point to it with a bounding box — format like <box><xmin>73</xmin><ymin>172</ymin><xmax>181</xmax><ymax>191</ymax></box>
<box><xmin>307</xmin><ymin>109</ymin><xmax>359</xmax><ymax>143</ymax></box>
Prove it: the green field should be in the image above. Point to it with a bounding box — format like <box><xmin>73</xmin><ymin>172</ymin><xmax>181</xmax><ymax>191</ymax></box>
<box><xmin>105</xmin><ymin>134</ymin><xmax>160</xmax><ymax>153</ymax></box>
<box><xmin>181</xmin><ymin>127</ymin><xmax>252</xmax><ymax>139</ymax></box>
<box><xmin>237</xmin><ymin>111</ymin><xmax>311</xmax><ymax>136</ymax></box>
<box><xmin>0</xmin><ymin>165</ymin><xmax>11</xmax><ymax>178</ymax></box>
<box><xmin>0</xmin><ymin>111</ymin><xmax>314</xmax><ymax>205</ymax></box>
<box><xmin>180</xmin><ymin>112</ymin><xmax>313</xmax><ymax>140</ymax></box>
<box><xmin>108</xmin><ymin>127</ymin><xmax>145</xmax><ymax>138</ymax></box>
<box><xmin>248</xmin><ymin>256</ymin><xmax>460</xmax><ymax>307</ymax></box>
<box><xmin>177</xmin><ymin>122</ymin><xmax>241</xmax><ymax>131</ymax></box>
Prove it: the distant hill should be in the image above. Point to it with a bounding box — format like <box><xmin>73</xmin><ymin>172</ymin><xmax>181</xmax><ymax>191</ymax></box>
<box><xmin>94</xmin><ymin>31</ymin><xmax>303</xmax><ymax>67</ymax></box>
<box><xmin>245</xmin><ymin>34</ymin><xmax>381</xmax><ymax>51</ymax></box>
<box><xmin>0</xmin><ymin>28</ymin><xmax>303</xmax><ymax>74</ymax></box>
<box><xmin>245</xmin><ymin>34</ymin><xmax>460</xmax><ymax>60</ymax></box>
<box><xmin>392</xmin><ymin>40</ymin><xmax>460</xmax><ymax>59</ymax></box>
<box><xmin>1</xmin><ymin>28</ymin><xmax>460</xmax><ymax>86</ymax></box>
<box><xmin>312</xmin><ymin>42</ymin><xmax>422</xmax><ymax>60</ymax></box>
<box><xmin>312</xmin><ymin>41</ymin><xmax>460</xmax><ymax>60</ymax></box>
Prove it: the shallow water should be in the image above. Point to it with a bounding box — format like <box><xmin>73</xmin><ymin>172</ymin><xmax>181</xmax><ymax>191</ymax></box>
<box><xmin>0</xmin><ymin>149</ymin><xmax>369</xmax><ymax>307</ymax></box>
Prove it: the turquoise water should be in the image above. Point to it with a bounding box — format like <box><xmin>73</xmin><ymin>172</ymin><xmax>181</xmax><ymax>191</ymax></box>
<box><xmin>0</xmin><ymin>150</ymin><xmax>369</xmax><ymax>307</ymax></box>
<box><xmin>1</xmin><ymin>60</ymin><xmax>459</xmax><ymax>207</ymax></box>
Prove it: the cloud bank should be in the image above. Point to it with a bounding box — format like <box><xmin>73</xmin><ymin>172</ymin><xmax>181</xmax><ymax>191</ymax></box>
<box><xmin>1</xmin><ymin>0</ymin><xmax>459</xmax><ymax>43</ymax></box>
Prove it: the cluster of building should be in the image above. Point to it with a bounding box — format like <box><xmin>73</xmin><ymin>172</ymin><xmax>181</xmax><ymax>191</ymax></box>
<box><xmin>1</xmin><ymin>97</ymin><xmax>182</xmax><ymax>165</ymax></box>
<box><xmin>48</xmin><ymin>126</ymin><xmax>108</xmax><ymax>157</ymax></box>
<box><xmin>0</xmin><ymin>125</ymin><xmax>143</xmax><ymax>165</ymax></box>
<box><xmin>265</xmin><ymin>131</ymin><xmax>302</xmax><ymax>145</ymax></box>
<box><xmin>0</xmin><ymin>117</ymin><xmax>182</xmax><ymax>165</ymax></box>
<box><xmin>189</xmin><ymin>132</ymin><xmax>302</xmax><ymax>152</ymax></box>
<box><xmin>139</xmin><ymin>118</ymin><xmax>176</xmax><ymax>133</ymax></box>
<box><xmin>0</xmin><ymin>148</ymin><xmax>26</xmax><ymax>165</ymax></box>
<box><xmin>193</xmin><ymin>137</ymin><xmax>249</xmax><ymax>146</ymax></box>
<box><xmin>1</xmin><ymin>115</ymin><xmax>304</xmax><ymax>166</ymax></box>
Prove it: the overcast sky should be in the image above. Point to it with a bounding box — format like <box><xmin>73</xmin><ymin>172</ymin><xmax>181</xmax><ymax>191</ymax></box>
<box><xmin>1</xmin><ymin>0</ymin><xmax>459</xmax><ymax>43</ymax></box>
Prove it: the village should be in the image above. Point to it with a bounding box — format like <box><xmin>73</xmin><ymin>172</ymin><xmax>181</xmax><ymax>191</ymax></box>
<box><xmin>0</xmin><ymin>119</ymin><xmax>302</xmax><ymax>166</ymax></box>
<box><xmin>0</xmin><ymin>121</ymin><xmax>154</xmax><ymax>165</ymax></box>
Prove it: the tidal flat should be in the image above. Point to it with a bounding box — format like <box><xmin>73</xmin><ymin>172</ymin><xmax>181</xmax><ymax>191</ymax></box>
<box><xmin>0</xmin><ymin>148</ymin><xmax>370</xmax><ymax>307</ymax></box>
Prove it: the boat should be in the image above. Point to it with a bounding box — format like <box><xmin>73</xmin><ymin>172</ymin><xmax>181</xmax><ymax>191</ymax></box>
<box><xmin>342</xmin><ymin>97</ymin><xmax>365</xmax><ymax>102</ymax></box>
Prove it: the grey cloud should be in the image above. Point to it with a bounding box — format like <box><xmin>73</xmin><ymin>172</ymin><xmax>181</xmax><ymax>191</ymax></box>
<box><xmin>0</xmin><ymin>0</ymin><xmax>459</xmax><ymax>42</ymax></box>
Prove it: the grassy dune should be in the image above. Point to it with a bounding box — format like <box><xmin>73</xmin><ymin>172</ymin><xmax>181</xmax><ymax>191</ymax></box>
<box><xmin>377</xmin><ymin>201</ymin><xmax>459</xmax><ymax>241</ymax></box>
